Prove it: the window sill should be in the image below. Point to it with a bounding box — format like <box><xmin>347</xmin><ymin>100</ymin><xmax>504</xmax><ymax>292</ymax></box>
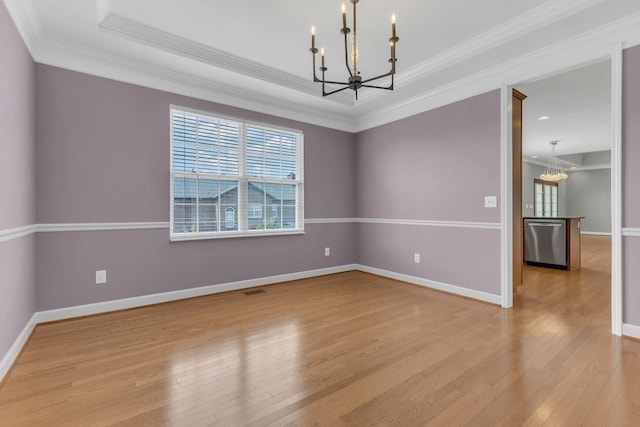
<box><xmin>170</xmin><ymin>228</ymin><xmax>305</xmax><ymax>242</ymax></box>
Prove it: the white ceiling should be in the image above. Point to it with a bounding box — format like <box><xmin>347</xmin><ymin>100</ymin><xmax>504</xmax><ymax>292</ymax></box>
<box><xmin>518</xmin><ymin>60</ymin><xmax>612</xmax><ymax>162</ymax></box>
<box><xmin>5</xmin><ymin>0</ymin><xmax>640</xmax><ymax>132</ymax></box>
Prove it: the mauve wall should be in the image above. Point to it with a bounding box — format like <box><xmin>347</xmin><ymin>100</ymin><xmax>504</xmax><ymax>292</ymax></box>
<box><xmin>355</xmin><ymin>91</ymin><xmax>502</xmax><ymax>295</ymax></box>
<box><xmin>622</xmin><ymin>44</ymin><xmax>640</xmax><ymax>327</ymax></box>
<box><xmin>0</xmin><ymin>2</ymin><xmax>36</xmax><ymax>359</ymax></box>
<box><xmin>35</xmin><ymin>65</ymin><xmax>356</xmax><ymax>311</ymax></box>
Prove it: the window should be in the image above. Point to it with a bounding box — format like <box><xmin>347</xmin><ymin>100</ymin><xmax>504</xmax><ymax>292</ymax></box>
<box><xmin>170</xmin><ymin>107</ymin><xmax>304</xmax><ymax>240</ymax></box>
<box><xmin>534</xmin><ymin>178</ymin><xmax>558</xmax><ymax>217</ymax></box>
<box><xmin>225</xmin><ymin>207</ymin><xmax>236</xmax><ymax>229</ymax></box>
<box><xmin>248</xmin><ymin>203</ymin><xmax>263</xmax><ymax>219</ymax></box>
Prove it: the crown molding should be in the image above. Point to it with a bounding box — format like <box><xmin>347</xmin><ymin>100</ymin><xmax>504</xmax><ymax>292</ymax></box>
<box><xmin>522</xmin><ymin>157</ymin><xmax>610</xmax><ymax>171</ymax></box>
<box><xmin>5</xmin><ymin>1</ymin><xmax>640</xmax><ymax>134</ymax></box>
<box><xmin>34</xmin><ymin>37</ymin><xmax>357</xmax><ymax>132</ymax></box>
<box><xmin>358</xmin><ymin>0</ymin><xmax>607</xmax><ymax>103</ymax></box>
<box><xmin>2</xmin><ymin>0</ymin><xmax>41</xmax><ymax>54</ymax></box>
<box><xmin>98</xmin><ymin>13</ymin><xmax>353</xmax><ymax>107</ymax></box>
<box><xmin>96</xmin><ymin>1</ymin><xmax>606</xmax><ymax>108</ymax></box>
<box><xmin>355</xmin><ymin>11</ymin><xmax>640</xmax><ymax>132</ymax></box>
<box><xmin>571</xmin><ymin>164</ymin><xmax>612</xmax><ymax>171</ymax></box>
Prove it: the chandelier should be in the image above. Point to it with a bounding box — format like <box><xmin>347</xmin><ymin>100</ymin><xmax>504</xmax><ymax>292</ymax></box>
<box><xmin>540</xmin><ymin>140</ymin><xmax>569</xmax><ymax>182</ymax></box>
<box><xmin>309</xmin><ymin>0</ymin><xmax>399</xmax><ymax>100</ymax></box>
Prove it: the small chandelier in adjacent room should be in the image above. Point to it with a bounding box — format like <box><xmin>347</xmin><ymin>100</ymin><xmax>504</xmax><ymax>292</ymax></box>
<box><xmin>540</xmin><ymin>140</ymin><xmax>569</xmax><ymax>182</ymax></box>
<box><xmin>309</xmin><ymin>0</ymin><xmax>399</xmax><ymax>100</ymax></box>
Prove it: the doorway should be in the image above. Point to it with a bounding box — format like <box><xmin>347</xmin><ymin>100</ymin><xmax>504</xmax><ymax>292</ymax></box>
<box><xmin>501</xmin><ymin>50</ymin><xmax>623</xmax><ymax>335</ymax></box>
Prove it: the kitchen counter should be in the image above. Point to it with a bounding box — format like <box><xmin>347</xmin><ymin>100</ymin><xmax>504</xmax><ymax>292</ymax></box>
<box><xmin>523</xmin><ymin>216</ymin><xmax>585</xmax><ymax>220</ymax></box>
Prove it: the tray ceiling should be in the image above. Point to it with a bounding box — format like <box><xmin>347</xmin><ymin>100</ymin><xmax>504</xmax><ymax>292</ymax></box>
<box><xmin>5</xmin><ymin>0</ymin><xmax>640</xmax><ymax>132</ymax></box>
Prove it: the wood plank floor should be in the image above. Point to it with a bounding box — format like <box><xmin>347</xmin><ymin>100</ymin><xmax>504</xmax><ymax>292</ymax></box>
<box><xmin>1</xmin><ymin>235</ymin><xmax>639</xmax><ymax>426</ymax></box>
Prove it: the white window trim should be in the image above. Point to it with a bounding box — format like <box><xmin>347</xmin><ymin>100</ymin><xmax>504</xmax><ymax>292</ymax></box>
<box><xmin>169</xmin><ymin>105</ymin><xmax>305</xmax><ymax>241</ymax></box>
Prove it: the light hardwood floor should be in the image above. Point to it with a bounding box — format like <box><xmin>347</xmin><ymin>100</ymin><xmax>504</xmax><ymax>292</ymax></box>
<box><xmin>1</xmin><ymin>236</ymin><xmax>639</xmax><ymax>426</ymax></box>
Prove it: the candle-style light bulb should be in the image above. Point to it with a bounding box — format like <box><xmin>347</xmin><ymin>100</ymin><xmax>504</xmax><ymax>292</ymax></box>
<box><xmin>391</xmin><ymin>13</ymin><xmax>396</xmax><ymax>38</ymax></box>
<box><xmin>311</xmin><ymin>26</ymin><xmax>315</xmax><ymax>49</ymax></box>
<box><xmin>321</xmin><ymin>47</ymin><xmax>325</xmax><ymax>68</ymax></box>
<box><xmin>342</xmin><ymin>3</ymin><xmax>347</xmax><ymax>28</ymax></box>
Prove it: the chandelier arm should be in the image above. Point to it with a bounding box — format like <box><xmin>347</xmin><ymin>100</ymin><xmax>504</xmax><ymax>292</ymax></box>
<box><xmin>342</xmin><ymin>27</ymin><xmax>354</xmax><ymax>79</ymax></box>
<box><xmin>322</xmin><ymin>85</ymin><xmax>351</xmax><ymax>97</ymax></box>
<box><xmin>390</xmin><ymin>41</ymin><xmax>398</xmax><ymax>74</ymax></box>
<box><xmin>361</xmin><ymin>84</ymin><xmax>393</xmax><ymax>90</ymax></box>
<box><xmin>360</xmin><ymin>70</ymin><xmax>394</xmax><ymax>85</ymax></box>
<box><xmin>311</xmin><ymin>51</ymin><xmax>321</xmax><ymax>82</ymax></box>
<box><xmin>318</xmin><ymin>78</ymin><xmax>351</xmax><ymax>85</ymax></box>
<box><xmin>360</xmin><ymin>38</ymin><xmax>398</xmax><ymax>85</ymax></box>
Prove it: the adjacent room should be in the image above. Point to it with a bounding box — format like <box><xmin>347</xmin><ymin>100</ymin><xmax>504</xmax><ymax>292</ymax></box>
<box><xmin>516</xmin><ymin>61</ymin><xmax>613</xmax><ymax>312</ymax></box>
<box><xmin>2</xmin><ymin>1</ymin><xmax>640</xmax><ymax>425</ymax></box>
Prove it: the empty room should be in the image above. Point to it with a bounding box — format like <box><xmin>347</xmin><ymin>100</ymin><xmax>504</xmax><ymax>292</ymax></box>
<box><xmin>2</xmin><ymin>0</ymin><xmax>640</xmax><ymax>425</ymax></box>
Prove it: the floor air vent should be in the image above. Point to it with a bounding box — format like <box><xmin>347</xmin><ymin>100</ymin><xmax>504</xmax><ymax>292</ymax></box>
<box><xmin>245</xmin><ymin>289</ymin><xmax>266</xmax><ymax>295</ymax></box>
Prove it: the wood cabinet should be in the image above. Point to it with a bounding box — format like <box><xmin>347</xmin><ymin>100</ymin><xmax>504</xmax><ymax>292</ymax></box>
<box><xmin>512</xmin><ymin>89</ymin><xmax>527</xmax><ymax>290</ymax></box>
<box><xmin>566</xmin><ymin>217</ymin><xmax>582</xmax><ymax>270</ymax></box>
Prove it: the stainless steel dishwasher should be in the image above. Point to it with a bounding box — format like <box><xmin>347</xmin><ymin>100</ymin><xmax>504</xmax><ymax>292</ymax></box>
<box><xmin>524</xmin><ymin>218</ymin><xmax>567</xmax><ymax>267</ymax></box>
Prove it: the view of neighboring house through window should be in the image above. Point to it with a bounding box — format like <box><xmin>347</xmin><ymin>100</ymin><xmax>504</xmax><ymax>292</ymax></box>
<box><xmin>534</xmin><ymin>178</ymin><xmax>558</xmax><ymax>217</ymax></box>
<box><xmin>170</xmin><ymin>107</ymin><xmax>303</xmax><ymax>239</ymax></box>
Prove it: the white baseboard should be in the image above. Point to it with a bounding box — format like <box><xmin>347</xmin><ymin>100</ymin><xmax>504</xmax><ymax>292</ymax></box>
<box><xmin>1</xmin><ymin>264</ymin><xmax>358</xmax><ymax>383</ymax></box>
<box><xmin>581</xmin><ymin>231</ymin><xmax>612</xmax><ymax>236</ymax></box>
<box><xmin>355</xmin><ymin>264</ymin><xmax>502</xmax><ymax>305</ymax></box>
<box><xmin>35</xmin><ymin>264</ymin><xmax>358</xmax><ymax>324</ymax></box>
<box><xmin>622</xmin><ymin>323</ymin><xmax>640</xmax><ymax>340</ymax></box>
<box><xmin>0</xmin><ymin>313</ymin><xmax>37</xmax><ymax>383</ymax></box>
<box><xmin>3</xmin><ymin>262</ymin><xmax>500</xmax><ymax>383</ymax></box>
<box><xmin>3</xmin><ymin>264</ymin><xmax>637</xmax><ymax>387</ymax></box>
<box><xmin>3</xmin><ymin>265</ymin><xmax>638</xmax><ymax>387</ymax></box>
<box><xmin>35</xmin><ymin>263</ymin><xmax>501</xmax><ymax>325</ymax></box>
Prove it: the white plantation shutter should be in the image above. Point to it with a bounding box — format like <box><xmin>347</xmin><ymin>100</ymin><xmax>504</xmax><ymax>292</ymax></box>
<box><xmin>170</xmin><ymin>107</ymin><xmax>303</xmax><ymax>239</ymax></box>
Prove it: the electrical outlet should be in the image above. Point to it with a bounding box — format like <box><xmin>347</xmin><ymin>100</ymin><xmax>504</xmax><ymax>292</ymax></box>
<box><xmin>484</xmin><ymin>196</ymin><xmax>497</xmax><ymax>208</ymax></box>
<box><xmin>96</xmin><ymin>270</ymin><xmax>107</xmax><ymax>284</ymax></box>
<box><xmin>414</xmin><ymin>253</ymin><xmax>420</xmax><ymax>263</ymax></box>
<box><xmin>325</xmin><ymin>247</ymin><xmax>330</xmax><ymax>256</ymax></box>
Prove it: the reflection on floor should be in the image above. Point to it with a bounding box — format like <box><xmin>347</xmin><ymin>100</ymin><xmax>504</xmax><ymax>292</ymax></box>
<box><xmin>1</xmin><ymin>235</ymin><xmax>639</xmax><ymax>426</ymax></box>
<box><xmin>519</xmin><ymin>234</ymin><xmax>611</xmax><ymax>327</ymax></box>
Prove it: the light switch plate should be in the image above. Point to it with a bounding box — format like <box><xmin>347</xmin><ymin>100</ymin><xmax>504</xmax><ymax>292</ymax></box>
<box><xmin>485</xmin><ymin>196</ymin><xmax>497</xmax><ymax>208</ymax></box>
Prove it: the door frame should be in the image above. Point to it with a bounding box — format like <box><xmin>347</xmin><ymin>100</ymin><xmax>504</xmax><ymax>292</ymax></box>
<box><xmin>500</xmin><ymin>45</ymin><xmax>623</xmax><ymax>336</ymax></box>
